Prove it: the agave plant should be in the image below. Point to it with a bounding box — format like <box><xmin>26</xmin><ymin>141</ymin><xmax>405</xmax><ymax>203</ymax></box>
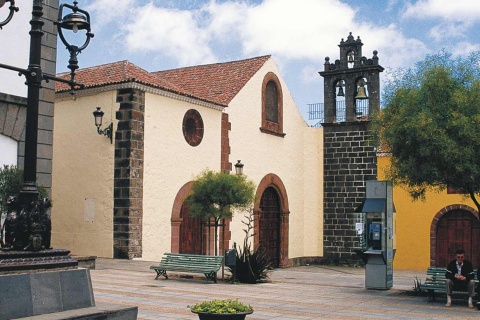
<box><xmin>229</xmin><ymin>209</ymin><xmax>273</xmax><ymax>284</ymax></box>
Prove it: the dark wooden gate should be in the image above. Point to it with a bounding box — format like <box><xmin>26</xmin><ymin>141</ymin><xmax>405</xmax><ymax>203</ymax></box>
<box><xmin>259</xmin><ymin>187</ymin><xmax>280</xmax><ymax>268</ymax></box>
<box><xmin>436</xmin><ymin>209</ymin><xmax>480</xmax><ymax>267</ymax></box>
<box><xmin>179</xmin><ymin>203</ymin><xmax>203</xmax><ymax>254</ymax></box>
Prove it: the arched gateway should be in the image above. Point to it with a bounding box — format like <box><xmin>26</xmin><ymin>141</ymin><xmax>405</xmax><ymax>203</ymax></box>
<box><xmin>431</xmin><ymin>205</ymin><xmax>480</xmax><ymax>267</ymax></box>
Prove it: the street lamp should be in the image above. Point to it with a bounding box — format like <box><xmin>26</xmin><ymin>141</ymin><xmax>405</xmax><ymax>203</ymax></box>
<box><xmin>0</xmin><ymin>0</ymin><xmax>18</xmax><ymax>29</ymax></box>
<box><xmin>0</xmin><ymin>1</ymin><xmax>93</xmax><ymax>251</ymax></box>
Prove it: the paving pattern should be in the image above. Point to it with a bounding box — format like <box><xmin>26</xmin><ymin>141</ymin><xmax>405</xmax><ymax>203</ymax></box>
<box><xmin>91</xmin><ymin>259</ymin><xmax>480</xmax><ymax>319</ymax></box>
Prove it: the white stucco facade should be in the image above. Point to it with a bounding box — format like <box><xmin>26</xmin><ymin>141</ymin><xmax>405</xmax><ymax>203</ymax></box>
<box><xmin>0</xmin><ymin>134</ymin><xmax>17</xmax><ymax>167</ymax></box>
<box><xmin>225</xmin><ymin>59</ymin><xmax>323</xmax><ymax>259</ymax></box>
<box><xmin>51</xmin><ymin>56</ymin><xmax>324</xmax><ymax>264</ymax></box>
<box><xmin>141</xmin><ymin>93</ymin><xmax>223</xmax><ymax>261</ymax></box>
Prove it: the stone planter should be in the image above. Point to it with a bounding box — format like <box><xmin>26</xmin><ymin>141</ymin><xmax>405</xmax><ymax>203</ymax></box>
<box><xmin>192</xmin><ymin>310</ymin><xmax>253</xmax><ymax>320</ymax></box>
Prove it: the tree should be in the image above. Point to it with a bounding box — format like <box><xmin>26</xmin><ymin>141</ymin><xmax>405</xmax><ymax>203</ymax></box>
<box><xmin>0</xmin><ymin>165</ymin><xmax>23</xmax><ymax>215</ymax></box>
<box><xmin>0</xmin><ymin>165</ymin><xmax>50</xmax><ymax>248</ymax></box>
<box><xmin>185</xmin><ymin>170</ymin><xmax>256</xmax><ymax>256</ymax></box>
<box><xmin>375</xmin><ymin>50</ymin><xmax>480</xmax><ymax>211</ymax></box>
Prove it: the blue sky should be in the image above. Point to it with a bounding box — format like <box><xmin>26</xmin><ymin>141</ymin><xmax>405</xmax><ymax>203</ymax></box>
<box><xmin>1</xmin><ymin>0</ymin><xmax>479</xmax><ymax>125</ymax></box>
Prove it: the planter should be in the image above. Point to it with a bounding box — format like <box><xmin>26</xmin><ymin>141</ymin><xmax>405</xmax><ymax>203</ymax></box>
<box><xmin>192</xmin><ymin>310</ymin><xmax>253</xmax><ymax>320</ymax></box>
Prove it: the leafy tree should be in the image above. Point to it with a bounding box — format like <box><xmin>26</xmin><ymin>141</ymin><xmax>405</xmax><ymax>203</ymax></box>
<box><xmin>0</xmin><ymin>165</ymin><xmax>50</xmax><ymax>247</ymax></box>
<box><xmin>185</xmin><ymin>170</ymin><xmax>255</xmax><ymax>255</ymax></box>
<box><xmin>375</xmin><ymin>50</ymin><xmax>480</xmax><ymax>210</ymax></box>
<box><xmin>0</xmin><ymin>165</ymin><xmax>23</xmax><ymax>215</ymax></box>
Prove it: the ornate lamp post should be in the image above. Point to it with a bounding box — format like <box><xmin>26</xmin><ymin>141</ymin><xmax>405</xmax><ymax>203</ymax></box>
<box><xmin>0</xmin><ymin>1</ymin><xmax>93</xmax><ymax>251</ymax></box>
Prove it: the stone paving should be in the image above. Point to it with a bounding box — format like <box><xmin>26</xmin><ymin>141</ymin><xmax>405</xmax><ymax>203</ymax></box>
<box><xmin>91</xmin><ymin>258</ymin><xmax>480</xmax><ymax>319</ymax></box>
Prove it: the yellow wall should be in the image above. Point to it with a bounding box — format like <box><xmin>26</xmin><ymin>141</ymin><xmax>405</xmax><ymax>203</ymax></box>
<box><xmin>378</xmin><ymin>156</ymin><xmax>477</xmax><ymax>270</ymax></box>
<box><xmin>52</xmin><ymin>91</ymin><xmax>116</xmax><ymax>257</ymax></box>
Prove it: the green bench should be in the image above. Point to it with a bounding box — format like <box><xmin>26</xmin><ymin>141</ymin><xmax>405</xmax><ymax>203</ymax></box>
<box><xmin>420</xmin><ymin>267</ymin><xmax>479</xmax><ymax>302</ymax></box>
<box><xmin>150</xmin><ymin>253</ymin><xmax>224</xmax><ymax>283</ymax></box>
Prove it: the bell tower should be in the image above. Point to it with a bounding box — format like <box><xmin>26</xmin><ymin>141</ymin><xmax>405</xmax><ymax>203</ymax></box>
<box><xmin>320</xmin><ymin>32</ymin><xmax>383</xmax><ymax>123</ymax></box>
<box><xmin>319</xmin><ymin>33</ymin><xmax>383</xmax><ymax>264</ymax></box>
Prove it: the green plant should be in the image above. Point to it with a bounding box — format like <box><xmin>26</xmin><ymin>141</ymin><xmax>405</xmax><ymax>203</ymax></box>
<box><xmin>190</xmin><ymin>299</ymin><xmax>253</xmax><ymax>314</ymax></box>
<box><xmin>230</xmin><ymin>209</ymin><xmax>273</xmax><ymax>284</ymax></box>
<box><xmin>0</xmin><ymin>165</ymin><xmax>50</xmax><ymax>247</ymax></box>
<box><xmin>373</xmin><ymin>50</ymin><xmax>480</xmax><ymax>211</ymax></box>
<box><xmin>185</xmin><ymin>170</ymin><xmax>255</xmax><ymax>255</ymax></box>
<box><xmin>0</xmin><ymin>165</ymin><xmax>23</xmax><ymax>215</ymax></box>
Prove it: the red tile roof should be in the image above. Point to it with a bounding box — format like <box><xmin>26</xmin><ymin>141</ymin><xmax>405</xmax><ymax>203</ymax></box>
<box><xmin>55</xmin><ymin>60</ymin><xmax>187</xmax><ymax>96</ymax></box>
<box><xmin>56</xmin><ymin>55</ymin><xmax>271</xmax><ymax>107</ymax></box>
<box><xmin>153</xmin><ymin>55</ymin><xmax>271</xmax><ymax>106</ymax></box>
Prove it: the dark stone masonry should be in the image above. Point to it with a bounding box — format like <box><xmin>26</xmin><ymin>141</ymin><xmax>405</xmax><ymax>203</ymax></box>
<box><xmin>114</xmin><ymin>88</ymin><xmax>145</xmax><ymax>259</ymax></box>
<box><xmin>322</xmin><ymin>121</ymin><xmax>377</xmax><ymax>264</ymax></box>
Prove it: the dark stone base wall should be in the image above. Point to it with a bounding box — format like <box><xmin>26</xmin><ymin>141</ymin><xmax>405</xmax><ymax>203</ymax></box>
<box><xmin>113</xmin><ymin>88</ymin><xmax>145</xmax><ymax>259</ymax></box>
<box><xmin>323</xmin><ymin>121</ymin><xmax>376</xmax><ymax>264</ymax></box>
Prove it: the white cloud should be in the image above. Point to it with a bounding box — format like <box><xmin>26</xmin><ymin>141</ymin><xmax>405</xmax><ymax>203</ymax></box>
<box><xmin>239</xmin><ymin>0</ymin><xmax>356</xmax><ymax>59</ymax></box>
<box><xmin>85</xmin><ymin>0</ymin><xmax>135</xmax><ymax>28</ymax></box>
<box><xmin>203</xmin><ymin>1</ymin><xmax>249</xmax><ymax>39</ymax></box>
<box><xmin>428</xmin><ymin>22</ymin><xmax>468</xmax><ymax>42</ymax></box>
<box><xmin>0</xmin><ymin>3</ymin><xmax>31</xmax><ymax>96</ymax></box>
<box><xmin>123</xmin><ymin>3</ymin><xmax>216</xmax><ymax>66</ymax></box>
<box><xmin>451</xmin><ymin>41</ymin><xmax>480</xmax><ymax>57</ymax></box>
<box><xmin>404</xmin><ymin>0</ymin><xmax>480</xmax><ymax>23</ymax></box>
<box><xmin>116</xmin><ymin>0</ymin><xmax>427</xmax><ymax>71</ymax></box>
<box><xmin>355</xmin><ymin>24</ymin><xmax>428</xmax><ymax>70</ymax></box>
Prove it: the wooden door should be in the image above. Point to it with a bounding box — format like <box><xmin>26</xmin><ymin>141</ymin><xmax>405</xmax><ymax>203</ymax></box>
<box><xmin>179</xmin><ymin>203</ymin><xmax>203</xmax><ymax>254</ymax></box>
<box><xmin>259</xmin><ymin>187</ymin><xmax>280</xmax><ymax>268</ymax></box>
<box><xmin>436</xmin><ymin>210</ymin><xmax>480</xmax><ymax>267</ymax></box>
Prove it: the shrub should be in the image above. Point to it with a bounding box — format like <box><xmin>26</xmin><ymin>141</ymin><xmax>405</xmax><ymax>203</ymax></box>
<box><xmin>190</xmin><ymin>299</ymin><xmax>253</xmax><ymax>314</ymax></box>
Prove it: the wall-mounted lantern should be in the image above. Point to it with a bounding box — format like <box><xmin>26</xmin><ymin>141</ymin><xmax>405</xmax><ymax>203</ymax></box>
<box><xmin>93</xmin><ymin>107</ymin><xmax>113</xmax><ymax>143</ymax></box>
<box><xmin>234</xmin><ymin>160</ymin><xmax>244</xmax><ymax>175</ymax></box>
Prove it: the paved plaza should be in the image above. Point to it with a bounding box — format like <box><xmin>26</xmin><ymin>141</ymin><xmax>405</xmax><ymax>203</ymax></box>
<box><xmin>91</xmin><ymin>258</ymin><xmax>480</xmax><ymax>319</ymax></box>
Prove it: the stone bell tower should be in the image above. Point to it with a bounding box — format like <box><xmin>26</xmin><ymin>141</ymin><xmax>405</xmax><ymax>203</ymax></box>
<box><xmin>319</xmin><ymin>33</ymin><xmax>383</xmax><ymax>264</ymax></box>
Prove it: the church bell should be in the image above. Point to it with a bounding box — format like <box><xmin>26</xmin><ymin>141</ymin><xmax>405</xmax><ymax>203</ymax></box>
<box><xmin>355</xmin><ymin>80</ymin><xmax>368</xmax><ymax>99</ymax></box>
<box><xmin>336</xmin><ymin>81</ymin><xmax>345</xmax><ymax>97</ymax></box>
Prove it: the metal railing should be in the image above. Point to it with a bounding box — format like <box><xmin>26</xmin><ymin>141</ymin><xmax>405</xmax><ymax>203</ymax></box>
<box><xmin>308</xmin><ymin>100</ymin><xmax>369</xmax><ymax>126</ymax></box>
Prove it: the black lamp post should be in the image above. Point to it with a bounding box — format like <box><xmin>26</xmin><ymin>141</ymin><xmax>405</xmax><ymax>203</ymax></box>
<box><xmin>0</xmin><ymin>1</ymin><xmax>93</xmax><ymax>251</ymax></box>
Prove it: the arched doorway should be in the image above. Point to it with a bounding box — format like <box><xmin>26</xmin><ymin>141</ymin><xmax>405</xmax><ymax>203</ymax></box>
<box><xmin>179</xmin><ymin>203</ymin><xmax>203</xmax><ymax>254</ymax></box>
<box><xmin>433</xmin><ymin>206</ymin><xmax>480</xmax><ymax>267</ymax></box>
<box><xmin>259</xmin><ymin>187</ymin><xmax>281</xmax><ymax>267</ymax></box>
<box><xmin>254</xmin><ymin>173</ymin><xmax>290</xmax><ymax>267</ymax></box>
<box><xmin>171</xmin><ymin>182</ymin><xmax>230</xmax><ymax>255</ymax></box>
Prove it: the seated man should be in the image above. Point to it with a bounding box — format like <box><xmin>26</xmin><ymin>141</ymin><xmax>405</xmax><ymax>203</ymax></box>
<box><xmin>445</xmin><ymin>249</ymin><xmax>475</xmax><ymax>308</ymax></box>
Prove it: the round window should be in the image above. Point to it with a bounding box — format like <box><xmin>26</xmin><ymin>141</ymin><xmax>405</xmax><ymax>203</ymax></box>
<box><xmin>182</xmin><ymin>109</ymin><xmax>204</xmax><ymax>146</ymax></box>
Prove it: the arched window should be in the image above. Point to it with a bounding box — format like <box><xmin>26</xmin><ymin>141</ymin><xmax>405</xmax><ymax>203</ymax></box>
<box><xmin>265</xmin><ymin>81</ymin><xmax>278</xmax><ymax>122</ymax></box>
<box><xmin>261</xmin><ymin>72</ymin><xmax>285</xmax><ymax>137</ymax></box>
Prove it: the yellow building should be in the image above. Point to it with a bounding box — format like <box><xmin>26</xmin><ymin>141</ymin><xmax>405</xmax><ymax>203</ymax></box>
<box><xmin>378</xmin><ymin>156</ymin><xmax>480</xmax><ymax>270</ymax></box>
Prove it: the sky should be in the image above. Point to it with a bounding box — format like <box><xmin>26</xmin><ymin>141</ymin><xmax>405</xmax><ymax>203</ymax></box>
<box><xmin>1</xmin><ymin>0</ymin><xmax>480</xmax><ymax>125</ymax></box>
